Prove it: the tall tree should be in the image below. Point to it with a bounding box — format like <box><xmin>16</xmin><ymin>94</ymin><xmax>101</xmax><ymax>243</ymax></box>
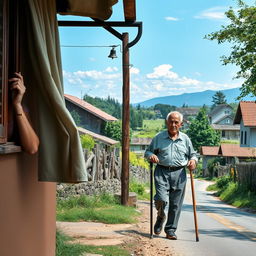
<box><xmin>206</xmin><ymin>0</ymin><xmax>256</xmax><ymax>99</ymax></box>
<box><xmin>186</xmin><ymin>107</ymin><xmax>220</xmax><ymax>152</ymax></box>
<box><xmin>212</xmin><ymin>91</ymin><xmax>227</xmax><ymax>107</ymax></box>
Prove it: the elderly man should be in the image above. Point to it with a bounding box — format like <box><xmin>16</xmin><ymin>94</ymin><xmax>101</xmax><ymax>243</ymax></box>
<box><xmin>145</xmin><ymin>111</ymin><xmax>197</xmax><ymax>240</ymax></box>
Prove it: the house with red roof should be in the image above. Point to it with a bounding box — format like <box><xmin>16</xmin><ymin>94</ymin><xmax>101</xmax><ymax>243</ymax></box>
<box><xmin>65</xmin><ymin>94</ymin><xmax>118</xmax><ymax>135</ymax></box>
<box><xmin>200</xmin><ymin>144</ymin><xmax>256</xmax><ymax>176</ymax></box>
<box><xmin>234</xmin><ymin>101</ymin><xmax>256</xmax><ymax>147</ymax></box>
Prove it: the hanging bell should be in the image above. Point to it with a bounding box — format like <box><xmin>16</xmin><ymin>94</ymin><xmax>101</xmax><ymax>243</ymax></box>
<box><xmin>108</xmin><ymin>47</ymin><xmax>117</xmax><ymax>59</ymax></box>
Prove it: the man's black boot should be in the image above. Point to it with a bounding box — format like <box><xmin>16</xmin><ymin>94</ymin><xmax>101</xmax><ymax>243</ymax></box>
<box><xmin>154</xmin><ymin>216</ymin><xmax>165</xmax><ymax>235</ymax></box>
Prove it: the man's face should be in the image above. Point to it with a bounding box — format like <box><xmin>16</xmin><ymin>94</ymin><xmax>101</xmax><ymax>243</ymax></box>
<box><xmin>166</xmin><ymin>113</ymin><xmax>182</xmax><ymax>135</ymax></box>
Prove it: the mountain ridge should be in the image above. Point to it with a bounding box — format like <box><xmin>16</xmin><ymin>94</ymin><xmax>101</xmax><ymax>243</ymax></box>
<box><xmin>135</xmin><ymin>87</ymin><xmax>254</xmax><ymax>107</ymax></box>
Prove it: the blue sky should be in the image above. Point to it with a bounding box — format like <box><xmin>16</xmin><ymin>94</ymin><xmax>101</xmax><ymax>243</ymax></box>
<box><xmin>58</xmin><ymin>0</ymin><xmax>254</xmax><ymax>104</ymax></box>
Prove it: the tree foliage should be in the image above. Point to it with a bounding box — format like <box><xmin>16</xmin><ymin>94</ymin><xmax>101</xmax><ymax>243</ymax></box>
<box><xmin>153</xmin><ymin>104</ymin><xmax>176</xmax><ymax>119</ymax></box>
<box><xmin>212</xmin><ymin>91</ymin><xmax>227</xmax><ymax>107</ymax></box>
<box><xmin>186</xmin><ymin>107</ymin><xmax>220</xmax><ymax>152</ymax></box>
<box><xmin>70</xmin><ymin>110</ymin><xmax>81</xmax><ymax>126</ymax></box>
<box><xmin>206</xmin><ymin>0</ymin><xmax>256</xmax><ymax>99</ymax></box>
<box><xmin>103</xmin><ymin>121</ymin><xmax>122</xmax><ymax>142</ymax></box>
<box><xmin>80</xmin><ymin>134</ymin><xmax>95</xmax><ymax>151</ymax></box>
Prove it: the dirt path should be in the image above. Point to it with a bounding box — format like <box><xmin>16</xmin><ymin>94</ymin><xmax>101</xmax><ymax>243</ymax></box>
<box><xmin>57</xmin><ymin>200</ymin><xmax>179</xmax><ymax>256</ymax></box>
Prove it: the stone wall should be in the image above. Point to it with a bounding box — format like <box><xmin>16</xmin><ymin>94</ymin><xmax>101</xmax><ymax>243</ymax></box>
<box><xmin>57</xmin><ymin>165</ymin><xmax>150</xmax><ymax>199</ymax></box>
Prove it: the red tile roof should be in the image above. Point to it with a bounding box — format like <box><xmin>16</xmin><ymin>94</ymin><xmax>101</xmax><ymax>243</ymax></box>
<box><xmin>78</xmin><ymin>127</ymin><xmax>119</xmax><ymax>146</ymax></box>
<box><xmin>201</xmin><ymin>144</ymin><xmax>256</xmax><ymax>157</ymax></box>
<box><xmin>200</xmin><ymin>146</ymin><xmax>219</xmax><ymax>156</ymax></box>
<box><xmin>218</xmin><ymin>144</ymin><xmax>256</xmax><ymax>157</ymax></box>
<box><xmin>234</xmin><ymin>101</ymin><xmax>256</xmax><ymax>126</ymax></box>
<box><xmin>64</xmin><ymin>94</ymin><xmax>118</xmax><ymax>122</ymax></box>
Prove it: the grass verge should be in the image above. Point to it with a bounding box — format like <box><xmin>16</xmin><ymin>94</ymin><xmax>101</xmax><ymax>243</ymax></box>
<box><xmin>57</xmin><ymin>193</ymin><xmax>140</xmax><ymax>223</ymax></box>
<box><xmin>56</xmin><ymin>230</ymin><xmax>130</xmax><ymax>256</ymax></box>
<box><xmin>129</xmin><ymin>180</ymin><xmax>152</xmax><ymax>200</ymax></box>
<box><xmin>207</xmin><ymin>176</ymin><xmax>256</xmax><ymax>210</ymax></box>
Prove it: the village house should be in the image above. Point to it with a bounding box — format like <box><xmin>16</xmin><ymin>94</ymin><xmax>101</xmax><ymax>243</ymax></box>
<box><xmin>200</xmin><ymin>144</ymin><xmax>256</xmax><ymax>177</ymax></box>
<box><xmin>234</xmin><ymin>101</ymin><xmax>256</xmax><ymax>147</ymax></box>
<box><xmin>176</xmin><ymin>107</ymin><xmax>199</xmax><ymax>129</ymax></box>
<box><xmin>130</xmin><ymin>137</ymin><xmax>152</xmax><ymax>155</ymax></box>
<box><xmin>208</xmin><ymin>104</ymin><xmax>240</xmax><ymax>141</ymax></box>
<box><xmin>65</xmin><ymin>94</ymin><xmax>118</xmax><ymax>135</ymax></box>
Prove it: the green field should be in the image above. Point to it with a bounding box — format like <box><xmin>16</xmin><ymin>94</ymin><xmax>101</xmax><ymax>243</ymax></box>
<box><xmin>133</xmin><ymin>119</ymin><xmax>165</xmax><ymax>138</ymax></box>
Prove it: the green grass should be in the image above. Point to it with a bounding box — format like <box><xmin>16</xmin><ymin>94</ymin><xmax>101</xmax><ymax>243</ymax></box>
<box><xmin>133</xmin><ymin>119</ymin><xmax>165</xmax><ymax>138</ymax></box>
<box><xmin>56</xmin><ymin>231</ymin><xmax>130</xmax><ymax>256</ymax></box>
<box><xmin>57</xmin><ymin>194</ymin><xmax>140</xmax><ymax>223</ymax></box>
<box><xmin>207</xmin><ymin>176</ymin><xmax>256</xmax><ymax>210</ymax></box>
<box><xmin>129</xmin><ymin>180</ymin><xmax>153</xmax><ymax>200</ymax></box>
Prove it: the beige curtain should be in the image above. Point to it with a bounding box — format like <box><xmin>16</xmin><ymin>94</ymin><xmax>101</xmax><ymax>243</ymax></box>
<box><xmin>21</xmin><ymin>0</ymin><xmax>87</xmax><ymax>182</ymax></box>
<box><xmin>57</xmin><ymin>0</ymin><xmax>118</xmax><ymax>20</ymax></box>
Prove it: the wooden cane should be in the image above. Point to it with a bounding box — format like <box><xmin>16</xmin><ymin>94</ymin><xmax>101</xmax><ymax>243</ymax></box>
<box><xmin>189</xmin><ymin>169</ymin><xmax>199</xmax><ymax>242</ymax></box>
<box><xmin>150</xmin><ymin>162</ymin><xmax>153</xmax><ymax>239</ymax></box>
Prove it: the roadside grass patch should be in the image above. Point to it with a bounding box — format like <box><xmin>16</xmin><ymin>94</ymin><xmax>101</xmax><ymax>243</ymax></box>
<box><xmin>56</xmin><ymin>231</ymin><xmax>130</xmax><ymax>256</ymax></box>
<box><xmin>129</xmin><ymin>180</ymin><xmax>152</xmax><ymax>200</ymax></box>
<box><xmin>57</xmin><ymin>194</ymin><xmax>140</xmax><ymax>224</ymax></box>
<box><xmin>207</xmin><ymin>176</ymin><xmax>256</xmax><ymax>210</ymax></box>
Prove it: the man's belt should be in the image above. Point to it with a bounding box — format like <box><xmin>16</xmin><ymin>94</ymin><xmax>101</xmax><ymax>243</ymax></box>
<box><xmin>157</xmin><ymin>165</ymin><xmax>185</xmax><ymax>171</ymax></box>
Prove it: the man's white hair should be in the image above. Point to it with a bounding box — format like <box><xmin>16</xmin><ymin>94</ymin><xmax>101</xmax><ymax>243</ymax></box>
<box><xmin>166</xmin><ymin>111</ymin><xmax>183</xmax><ymax>122</ymax></box>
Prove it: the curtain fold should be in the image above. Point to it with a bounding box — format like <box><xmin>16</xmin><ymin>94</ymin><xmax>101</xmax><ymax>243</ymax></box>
<box><xmin>56</xmin><ymin>0</ymin><xmax>118</xmax><ymax>20</ymax></box>
<box><xmin>21</xmin><ymin>0</ymin><xmax>87</xmax><ymax>182</ymax></box>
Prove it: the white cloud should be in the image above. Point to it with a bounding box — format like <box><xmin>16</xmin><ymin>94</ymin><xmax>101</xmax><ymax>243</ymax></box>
<box><xmin>63</xmin><ymin>65</ymin><xmax>241</xmax><ymax>104</ymax></box>
<box><xmin>165</xmin><ymin>16</ymin><xmax>179</xmax><ymax>21</ymax></box>
<box><xmin>147</xmin><ymin>64</ymin><xmax>178</xmax><ymax>79</ymax></box>
<box><xmin>105</xmin><ymin>66</ymin><xmax>118</xmax><ymax>72</ymax></box>
<box><xmin>130</xmin><ymin>67</ymin><xmax>140</xmax><ymax>74</ymax></box>
<box><xmin>194</xmin><ymin>6</ymin><xmax>227</xmax><ymax>20</ymax></box>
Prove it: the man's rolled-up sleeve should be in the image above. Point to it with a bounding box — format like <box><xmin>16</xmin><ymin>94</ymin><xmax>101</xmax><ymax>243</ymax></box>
<box><xmin>144</xmin><ymin>138</ymin><xmax>156</xmax><ymax>160</ymax></box>
<box><xmin>188</xmin><ymin>138</ymin><xmax>198</xmax><ymax>163</ymax></box>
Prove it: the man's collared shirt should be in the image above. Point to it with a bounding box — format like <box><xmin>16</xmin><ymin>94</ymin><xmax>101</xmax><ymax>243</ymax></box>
<box><xmin>144</xmin><ymin>130</ymin><xmax>197</xmax><ymax>167</ymax></box>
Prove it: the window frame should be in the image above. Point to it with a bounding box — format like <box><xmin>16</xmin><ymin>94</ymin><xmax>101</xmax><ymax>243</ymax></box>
<box><xmin>0</xmin><ymin>0</ymin><xmax>9</xmax><ymax>144</ymax></box>
<box><xmin>0</xmin><ymin>0</ymin><xmax>21</xmax><ymax>154</ymax></box>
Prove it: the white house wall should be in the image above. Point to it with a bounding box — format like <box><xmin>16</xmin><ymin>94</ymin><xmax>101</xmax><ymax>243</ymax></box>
<box><xmin>211</xmin><ymin>106</ymin><xmax>232</xmax><ymax>124</ymax></box>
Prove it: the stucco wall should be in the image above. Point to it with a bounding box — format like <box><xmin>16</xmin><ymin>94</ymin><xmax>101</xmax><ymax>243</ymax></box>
<box><xmin>0</xmin><ymin>153</ymin><xmax>56</xmax><ymax>256</ymax></box>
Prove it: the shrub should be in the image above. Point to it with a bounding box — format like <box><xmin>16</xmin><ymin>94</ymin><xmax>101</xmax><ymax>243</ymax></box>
<box><xmin>80</xmin><ymin>134</ymin><xmax>95</xmax><ymax>151</ymax></box>
<box><xmin>129</xmin><ymin>151</ymin><xmax>149</xmax><ymax>169</ymax></box>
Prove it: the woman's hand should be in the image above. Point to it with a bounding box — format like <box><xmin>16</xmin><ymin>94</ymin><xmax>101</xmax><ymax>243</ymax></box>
<box><xmin>9</xmin><ymin>72</ymin><xmax>26</xmax><ymax>107</ymax></box>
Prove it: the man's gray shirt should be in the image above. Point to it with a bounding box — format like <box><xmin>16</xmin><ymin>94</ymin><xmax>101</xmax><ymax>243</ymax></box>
<box><xmin>144</xmin><ymin>131</ymin><xmax>197</xmax><ymax>167</ymax></box>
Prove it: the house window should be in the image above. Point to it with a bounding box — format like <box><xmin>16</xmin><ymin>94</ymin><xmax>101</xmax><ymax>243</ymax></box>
<box><xmin>225</xmin><ymin>110</ymin><xmax>230</xmax><ymax>114</ymax></box>
<box><xmin>244</xmin><ymin>131</ymin><xmax>247</xmax><ymax>145</ymax></box>
<box><xmin>222</xmin><ymin>130</ymin><xmax>225</xmax><ymax>137</ymax></box>
<box><xmin>225</xmin><ymin>119</ymin><xmax>230</xmax><ymax>124</ymax></box>
<box><xmin>240</xmin><ymin>131</ymin><xmax>243</xmax><ymax>144</ymax></box>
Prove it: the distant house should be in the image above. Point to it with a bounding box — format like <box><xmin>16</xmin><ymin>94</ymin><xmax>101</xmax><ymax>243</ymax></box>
<box><xmin>177</xmin><ymin>107</ymin><xmax>199</xmax><ymax>129</ymax></box>
<box><xmin>200</xmin><ymin>144</ymin><xmax>256</xmax><ymax>176</ymax></box>
<box><xmin>130</xmin><ymin>137</ymin><xmax>152</xmax><ymax>155</ymax></box>
<box><xmin>209</xmin><ymin>104</ymin><xmax>239</xmax><ymax>141</ymax></box>
<box><xmin>211</xmin><ymin>124</ymin><xmax>240</xmax><ymax>141</ymax></box>
<box><xmin>65</xmin><ymin>94</ymin><xmax>117</xmax><ymax>135</ymax></box>
<box><xmin>218</xmin><ymin>143</ymin><xmax>256</xmax><ymax>163</ymax></box>
<box><xmin>208</xmin><ymin>104</ymin><xmax>233</xmax><ymax>124</ymax></box>
<box><xmin>234</xmin><ymin>101</ymin><xmax>256</xmax><ymax>147</ymax></box>
<box><xmin>200</xmin><ymin>146</ymin><xmax>219</xmax><ymax>176</ymax></box>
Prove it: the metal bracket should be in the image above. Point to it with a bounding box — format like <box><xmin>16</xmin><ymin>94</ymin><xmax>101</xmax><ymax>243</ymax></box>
<box><xmin>58</xmin><ymin>19</ymin><xmax>143</xmax><ymax>48</ymax></box>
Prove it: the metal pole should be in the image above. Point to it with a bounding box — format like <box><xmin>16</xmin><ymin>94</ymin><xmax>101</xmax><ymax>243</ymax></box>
<box><xmin>150</xmin><ymin>162</ymin><xmax>153</xmax><ymax>239</ymax></box>
<box><xmin>189</xmin><ymin>170</ymin><xmax>199</xmax><ymax>242</ymax></box>
<box><xmin>121</xmin><ymin>32</ymin><xmax>130</xmax><ymax>206</ymax></box>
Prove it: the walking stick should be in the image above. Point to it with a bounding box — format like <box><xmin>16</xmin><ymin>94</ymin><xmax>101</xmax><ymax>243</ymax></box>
<box><xmin>189</xmin><ymin>169</ymin><xmax>199</xmax><ymax>242</ymax></box>
<box><xmin>150</xmin><ymin>162</ymin><xmax>153</xmax><ymax>239</ymax></box>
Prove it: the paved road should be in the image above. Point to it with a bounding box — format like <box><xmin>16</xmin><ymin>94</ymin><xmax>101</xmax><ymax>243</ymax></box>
<box><xmin>160</xmin><ymin>176</ymin><xmax>256</xmax><ymax>256</ymax></box>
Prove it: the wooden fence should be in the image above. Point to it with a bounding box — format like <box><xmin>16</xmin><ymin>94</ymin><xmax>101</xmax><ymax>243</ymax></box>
<box><xmin>236</xmin><ymin>162</ymin><xmax>256</xmax><ymax>192</ymax></box>
<box><xmin>83</xmin><ymin>144</ymin><xmax>121</xmax><ymax>181</ymax></box>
